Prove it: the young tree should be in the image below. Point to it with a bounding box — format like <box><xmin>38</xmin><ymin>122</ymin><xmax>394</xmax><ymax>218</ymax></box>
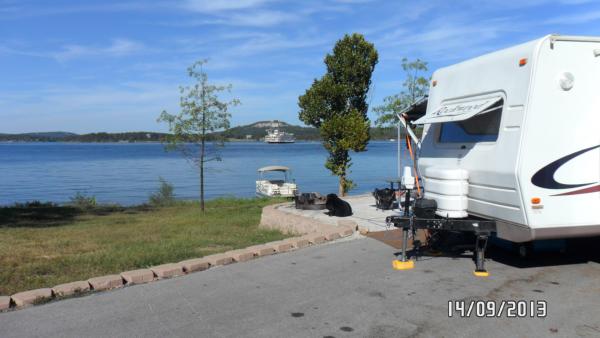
<box><xmin>374</xmin><ymin>58</ymin><xmax>429</xmax><ymax>127</ymax></box>
<box><xmin>158</xmin><ymin>59</ymin><xmax>239</xmax><ymax>212</ymax></box>
<box><xmin>298</xmin><ymin>33</ymin><xmax>378</xmax><ymax>196</ymax></box>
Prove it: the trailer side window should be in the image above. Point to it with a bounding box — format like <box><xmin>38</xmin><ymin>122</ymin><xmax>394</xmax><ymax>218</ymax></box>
<box><xmin>438</xmin><ymin>99</ymin><xmax>503</xmax><ymax>143</ymax></box>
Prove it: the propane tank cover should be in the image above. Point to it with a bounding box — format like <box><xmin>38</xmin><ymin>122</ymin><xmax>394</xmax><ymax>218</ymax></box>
<box><xmin>402</xmin><ymin>166</ymin><xmax>415</xmax><ymax>190</ymax></box>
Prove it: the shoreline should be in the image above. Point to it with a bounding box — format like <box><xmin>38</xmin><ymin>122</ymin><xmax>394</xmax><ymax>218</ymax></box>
<box><xmin>0</xmin><ymin>138</ymin><xmax>399</xmax><ymax>144</ymax></box>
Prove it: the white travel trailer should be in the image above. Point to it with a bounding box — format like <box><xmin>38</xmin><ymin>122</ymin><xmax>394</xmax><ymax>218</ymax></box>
<box><xmin>401</xmin><ymin>35</ymin><xmax>600</xmax><ymax>244</ymax></box>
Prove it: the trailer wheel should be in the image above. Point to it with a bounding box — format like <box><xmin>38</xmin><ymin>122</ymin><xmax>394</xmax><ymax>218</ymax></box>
<box><xmin>518</xmin><ymin>243</ymin><xmax>532</xmax><ymax>258</ymax></box>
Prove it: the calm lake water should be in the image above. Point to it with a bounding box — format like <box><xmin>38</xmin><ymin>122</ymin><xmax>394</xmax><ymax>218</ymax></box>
<box><xmin>0</xmin><ymin>141</ymin><xmax>409</xmax><ymax>206</ymax></box>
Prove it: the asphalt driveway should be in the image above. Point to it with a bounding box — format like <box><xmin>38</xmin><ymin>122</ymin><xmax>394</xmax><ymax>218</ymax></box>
<box><xmin>1</xmin><ymin>237</ymin><xmax>599</xmax><ymax>338</ymax></box>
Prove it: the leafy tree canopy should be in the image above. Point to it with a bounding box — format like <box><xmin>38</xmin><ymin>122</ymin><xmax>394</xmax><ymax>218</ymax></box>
<box><xmin>298</xmin><ymin>33</ymin><xmax>378</xmax><ymax>195</ymax></box>
<box><xmin>158</xmin><ymin>59</ymin><xmax>239</xmax><ymax>211</ymax></box>
<box><xmin>374</xmin><ymin>58</ymin><xmax>429</xmax><ymax>127</ymax></box>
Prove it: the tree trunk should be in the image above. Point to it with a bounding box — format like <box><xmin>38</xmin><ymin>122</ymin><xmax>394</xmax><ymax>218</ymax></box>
<box><xmin>200</xmin><ymin>137</ymin><xmax>205</xmax><ymax>212</ymax></box>
<box><xmin>339</xmin><ymin>175</ymin><xmax>345</xmax><ymax>196</ymax></box>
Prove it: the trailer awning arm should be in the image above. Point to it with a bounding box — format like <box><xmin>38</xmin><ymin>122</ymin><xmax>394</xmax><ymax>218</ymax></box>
<box><xmin>397</xmin><ymin>113</ymin><xmax>421</xmax><ymax>149</ymax></box>
<box><xmin>396</xmin><ymin>96</ymin><xmax>428</xmax><ymax>149</ymax></box>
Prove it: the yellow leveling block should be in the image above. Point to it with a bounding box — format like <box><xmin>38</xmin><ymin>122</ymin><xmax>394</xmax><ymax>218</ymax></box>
<box><xmin>473</xmin><ymin>270</ymin><xmax>490</xmax><ymax>277</ymax></box>
<box><xmin>392</xmin><ymin>260</ymin><xmax>415</xmax><ymax>270</ymax></box>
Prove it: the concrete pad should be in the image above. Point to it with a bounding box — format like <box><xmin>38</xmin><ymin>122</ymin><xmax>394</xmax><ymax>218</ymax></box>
<box><xmin>283</xmin><ymin>237</ymin><xmax>310</xmax><ymax>249</ymax></box>
<box><xmin>270</xmin><ymin>241</ymin><xmax>294</xmax><ymax>253</ymax></box>
<box><xmin>337</xmin><ymin>219</ymin><xmax>358</xmax><ymax>230</ymax></box>
<box><xmin>151</xmin><ymin>264</ymin><xmax>184</xmax><ymax>279</ymax></box>
<box><xmin>52</xmin><ymin>281</ymin><xmax>90</xmax><ymax>297</ymax></box>
<box><xmin>228</xmin><ymin>249</ymin><xmax>256</xmax><ymax>262</ymax></box>
<box><xmin>121</xmin><ymin>269</ymin><xmax>154</xmax><ymax>285</ymax></box>
<box><xmin>11</xmin><ymin>288</ymin><xmax>53</xmax><ymax>307</ymax></box>
<box><xmin>274</xmin><ymin>194</ymin><xmax>400</xmax><ymax>233</ymax></box>
<box><xmin>179</xmin><ymin>258</ymin><xmax>210</xmax><ymax>273</ymax></box>
<box><xmin>247</xmin><ymin>244</ymin><xmax>277</xmax><ymax>257</ymax></box>
<box><xmin>204</xmin><ymin>253</ymin><xmax>234</xmax><ymax>267</ymax></box>
<box><xmin>0</xmin><ymin>296</ymin><xmax>11</xmax><ymax>310</ymax></box>
<box><xmin>88</xmin><ymin>275</ymin><xmax>124</xmax><ymax>291</ymax></box>
<box><xmin>302</xmin><ymin>233</ymin><xmax>326</xmax><ymax>245</ymax></box>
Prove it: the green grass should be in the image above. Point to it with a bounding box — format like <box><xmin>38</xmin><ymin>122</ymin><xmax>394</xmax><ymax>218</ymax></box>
<box><xmin>0</xmin><ymin>198</ymin><xmax>290</xmax><ymax>295</ymax></box>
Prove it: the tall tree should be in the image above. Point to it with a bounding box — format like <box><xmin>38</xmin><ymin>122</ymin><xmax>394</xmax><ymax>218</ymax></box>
<box><xmin>298</xmin><ymin>33</ymin><xmax>378</xmax><ymax>196</ymax></box>
<box><xmin>158</xmin><ymin>59</ymin><xmax>240</xmax><ymax>211</ymax></box>
<box><xmin>374</xmin><ymin>58</ymin><xmax>429</xmax><ymax>128</ymax></box>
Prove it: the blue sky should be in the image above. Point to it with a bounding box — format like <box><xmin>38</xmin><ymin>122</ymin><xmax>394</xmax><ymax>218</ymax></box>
<box><xmin>1</xmin><ymin>0</ymin><xmax>599</xmax><ymax>133</ymax></box>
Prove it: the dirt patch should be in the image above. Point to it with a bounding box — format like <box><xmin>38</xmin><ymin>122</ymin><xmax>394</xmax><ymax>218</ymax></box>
<box><xmin>365</xmin><ymin>229</ymin><xmax>426</xmax><ymax>249</ymax></box>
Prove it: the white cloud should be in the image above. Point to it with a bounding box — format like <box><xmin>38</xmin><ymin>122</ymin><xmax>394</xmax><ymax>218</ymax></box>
<box><xmin>227</xmin><ymin>33</ymin><xmax>329</xmax><ymax>56</ymax></box>
<box><xmin>182</xmin><ymin>0</ymin><xmax>273</xmax><ymax>13</ymax></box>
<box><xmin>52</xmin><ymin>39</ymin><xmax>144</xmax><ymax>61</ymax></box>
<box><xmin>171</xmin><ymin>0</ymin><xmax>296</xmax><ymax>28</ymax></box>
<box><xmin>374</xmin><ymin>15</ymin><xmax>528</xmax><ymax>63</ymax></box>
<box><xmin>329</xmin><ymin>0</ymin><xmax>374</xmax><ymax>3</ymax></box>
<box><xmin>192</xmin><ymin>9</ymin><xmax>297</xmax><ymax>27</ymax></box>
<box><xmin>0</xmin><ymin>2</ymin><xmax>166</xmax><ymax>20</ymax></box>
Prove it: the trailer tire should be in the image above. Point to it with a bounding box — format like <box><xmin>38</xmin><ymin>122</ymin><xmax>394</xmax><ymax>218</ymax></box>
<box><xmin>518</xmin><ymin>243</ymin><xmax>532</xmax><ymax>258</ymax></box>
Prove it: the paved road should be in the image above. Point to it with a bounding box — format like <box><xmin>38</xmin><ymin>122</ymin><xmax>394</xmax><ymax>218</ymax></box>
<box><xmin>2</xmin><ymin>237</ymin><xmax>600</xmax><ymax>338</ymax></box>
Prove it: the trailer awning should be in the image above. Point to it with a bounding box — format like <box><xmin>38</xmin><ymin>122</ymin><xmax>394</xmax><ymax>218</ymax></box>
<box><xmin>414</xmin><ymin>96</ymin><xmax>503</xmax><ymax>124</ymax></box>
<box><xmin>399</xmin><ymin>96</ymin><xmax>428</xmax><ymax>122</ymax></box>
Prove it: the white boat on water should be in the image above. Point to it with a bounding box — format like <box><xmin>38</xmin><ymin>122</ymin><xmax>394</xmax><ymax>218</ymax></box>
<box><xmin>256</xmin><ymin>166</ymin><xmax>298</xmax><ymax>197</ymax></box>
<box><xmin>264</xmin><ymin>129</ymin><xmax>295</xmax><ymax>143</ymax></box>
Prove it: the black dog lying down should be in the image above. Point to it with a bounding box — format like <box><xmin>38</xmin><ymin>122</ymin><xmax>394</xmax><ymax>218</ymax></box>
<box><xmin>325</xmin><ymin>194</ymin><xmax>353</xmax><ymax>217</ymax></box>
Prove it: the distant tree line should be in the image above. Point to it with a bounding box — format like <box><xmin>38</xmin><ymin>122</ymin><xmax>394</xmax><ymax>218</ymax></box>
<box><xmin>0</xmin><ymin>132</ymin><xmax>169</xmax><ymax>143</ymax></box>
<box><xmin>1</xmin><ymin>125</ymin><xmax>407</xmax><ymax>143</ymax></box>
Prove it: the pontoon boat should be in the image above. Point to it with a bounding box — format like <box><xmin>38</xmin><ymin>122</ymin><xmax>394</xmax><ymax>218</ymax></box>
<box><xmin>256</xmin><ymin>166</ymin><xmax>298</xmax><ymax>197</ymax></box>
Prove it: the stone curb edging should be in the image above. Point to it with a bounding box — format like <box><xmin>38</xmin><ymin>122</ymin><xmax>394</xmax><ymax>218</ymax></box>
<box><xmin>1</xmin><ymin>208</ymin><xmax>357</xmax><ymax>312</ymax></box>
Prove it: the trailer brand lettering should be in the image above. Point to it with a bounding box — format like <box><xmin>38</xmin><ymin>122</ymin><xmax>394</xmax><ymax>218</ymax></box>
<box><xmin>433</xmin><ymin>101</ymin><xmax>490</xmax><ymax>117</ymax></box>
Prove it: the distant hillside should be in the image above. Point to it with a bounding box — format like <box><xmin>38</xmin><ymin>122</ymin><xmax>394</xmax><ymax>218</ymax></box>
<box><xmin>0</xmin><ymin>121</ymin><xmax>406</xmax><ymax>143</ymax></box>
<box><xmin>0</xmin><ymin>132</ymin><xmax>77</xmax><ymax>142</ymax></box>
<box><xmin>0</xmin><ymin>131</ymin><xmax>167</xmax><ymax>143</ymax></box>
<box><xmin>220</xmin><ymin>120</ymin><xmax>320</xmax><ymax>140</ymax></box>
<box><xmin>221</xmin><ymin>120</ymin><xmax>403</xmax><ymax>141</ymax></box>
<box><xmin>65</xmin><ymin>132</ymin><xmax>168</xmax><ymax>143</ymax></box>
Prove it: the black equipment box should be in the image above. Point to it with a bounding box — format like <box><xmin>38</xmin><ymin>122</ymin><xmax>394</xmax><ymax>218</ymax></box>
<box><xmin>295</xmin><ymin>192</ymin><xmax>327</xmax><ymax>210</ymax></box>
<box><xmin>373</xmin><ymin>188</ymin><xmax>395</xmax><ymax>210</ymax></box>
<box><xmin>413</xmin><ymin>198</ymin><xmax>437</xmax><ymax>218</ymax></box>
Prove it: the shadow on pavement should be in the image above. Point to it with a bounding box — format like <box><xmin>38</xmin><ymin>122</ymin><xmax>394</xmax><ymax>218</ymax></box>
<box><xmin>367</xmin><ymin>229</ymin><xmax>600</xmax><ymax>269</ymax></box>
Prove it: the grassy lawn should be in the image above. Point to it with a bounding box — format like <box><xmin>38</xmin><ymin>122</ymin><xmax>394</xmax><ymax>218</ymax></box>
<box><xmin>0</xmin><ymin>198</ymin><xmax>290</xmax><ymax>295</ymax></box>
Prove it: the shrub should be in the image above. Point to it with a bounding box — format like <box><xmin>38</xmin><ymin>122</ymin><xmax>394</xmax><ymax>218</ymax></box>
<box><xmin>149</xmin><ymin>177</ymin><xmax>175</xmax><ymax>207</ymax></box>
<box><xmin>69</xmin><ymin>192</ymin><xmax>97</xmax><ymax>210</ymax></box>
<box><xmin>12</xmin><ymin>201</ymin><xmax>58</xmax><ymax>208</ymax></box>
